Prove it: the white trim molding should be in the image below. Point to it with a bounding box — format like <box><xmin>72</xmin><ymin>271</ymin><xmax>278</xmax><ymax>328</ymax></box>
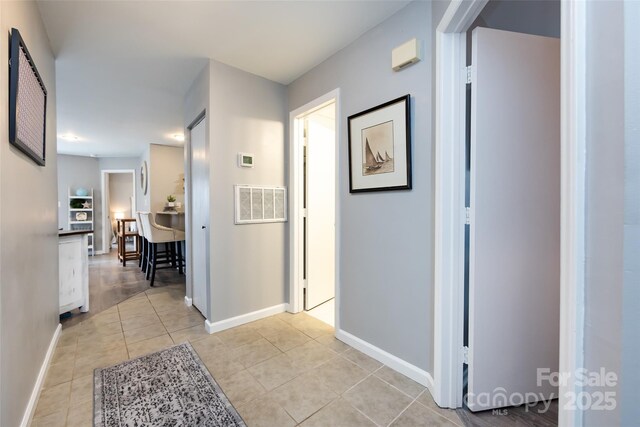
<box><xmin>184</xmin><ymin>296</ymin><xmax>193</xmax><ymax>307</ymax></box>
<box><xmin>559</xmin><ymin>1</ymin><xmax>587</xmax><ymax>426</ymax></box>
<box><xmin>336</xmin><ymin>329</ymin><xmax>434</xmax><ymax>390</ymax></box>
<box><xmin>20</xmin><ymin>324</ymin><xmax>61</xmax><ymax>427</ymax></box>
<box><xmin>204</xmin><ymin>303</ymin><xmax>286</xmax><ymax>334</ymax></box>
<box><xmin>433</xmin><ymin>0</ymin><xmax>486</xmax><ymax>409</ymax></box>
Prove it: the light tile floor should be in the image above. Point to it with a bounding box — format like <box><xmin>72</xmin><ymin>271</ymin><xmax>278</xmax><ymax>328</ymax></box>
<box><xmin>31</xmin><ymin>283</ymin><xmax>462</xmax><ymax>427</ymax></box>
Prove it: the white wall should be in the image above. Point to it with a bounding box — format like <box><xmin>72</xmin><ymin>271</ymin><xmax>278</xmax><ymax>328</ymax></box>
<box><xmin>288</xmin><ymin>1</ymin><xmax>433</xmax><ymax>372</ymax></box>
<box><xmin>0</xmin><ymin>2</ymin><xmax>58</xmax><ymax>425</ymax></box>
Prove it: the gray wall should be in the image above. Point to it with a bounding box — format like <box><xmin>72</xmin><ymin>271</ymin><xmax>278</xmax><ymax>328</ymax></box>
<box><xmin>0</xmin><ymin>2</ymin><xmax>58</xmax><ymax>425</ymax></box>
<box><xmin>209</xmin><ymin>60</ymin><xmax>287</xmax><ymax>322</ymax></box>
<box><xmin>622</xmin><ymin>2</ymin><xmax>639</xmax><ymax>425</ymax></box>
<box><xmin>57</xmin><ymin>154</ymin><xmax>102</xmax><ymax>251</ymax></box>
<box><xmin>99</xmin><ymin>156</ymin><xmax>144</xmax><ymax>214</ymax></box>
<box><xmin>183</xmin><ymin>60</ymin><xmax>287</xmax><ymax>322</ymax></box>
<box><xmin>288</xmin><ymin>1</ymin><xmax>433</xmax><ymax>372</ymax></box>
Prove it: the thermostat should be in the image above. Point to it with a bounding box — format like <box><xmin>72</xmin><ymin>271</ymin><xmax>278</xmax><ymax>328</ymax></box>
<box><xmin>238</xmin><ymin>153</ymin><xmax>254</xmax><ymax>168</ymax></box>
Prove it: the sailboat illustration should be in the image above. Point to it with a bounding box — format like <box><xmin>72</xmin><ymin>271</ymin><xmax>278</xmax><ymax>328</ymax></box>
<box><xmin>364</xmin><ymin>139</ymin><xmax>382</xmax><ymax>171</ymax></box>
<box><xmin>376</xmin><ymin>152</ymin><xmax>385</xmax><ymax>163</ymax></box>
<box><xmin>385</xmin><ymin>151</ymin><xmax>392</xmax><ymax>161</ymax></box>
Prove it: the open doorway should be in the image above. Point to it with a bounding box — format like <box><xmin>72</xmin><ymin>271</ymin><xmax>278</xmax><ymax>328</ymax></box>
<box><xmin>433</xmin><ymin>0</ymin><xmax>567</xmax><ymax>422</ymax></box>
<box><xmin>289</xmin><ymin>90</ymin><xmax>339</xmax><ymax>328</ymax></box>
<box><xmin>101</xmin><ymin>169</ymin><xmax>136</xmax><ymax>254</ymax></box>
<box><xmin>460</xmin><ymin>24</ymin><xmax>560</xmax><ymax>423</ymax></box>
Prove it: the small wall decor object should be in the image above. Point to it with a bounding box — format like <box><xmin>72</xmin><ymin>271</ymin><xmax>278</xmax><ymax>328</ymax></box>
<box><xmin>82</xmin><ymin>201</ymin><xmax>91</xmax><ymax>209</ymax></box>
<box><xmin>9</xmin><ymin>28</ymin><xmax>48</xmax><ymax>166</ymax></box>
<box><xmin>70</xmin><ymin>199</ymin><xmax>84</xmax><ymax>209</ymax></box>
<box><xmin>140</xmin><ymin>161</ymin><xmax>148</xmax><ymax>195</ymax></box>
<box><xmin>238</xmin><ymin>153</ymin><xmax>255</xmax><ymax>168</ymax></box>
<box><xmin>347</xmin><ymin>95</ymin><xmax>412</xmax><ymax>193</ymax></box>
<box><xmin>75</xmin><ymin>212</ymin><xmax>87</xmax><ymax>221</ymax></box>
<box><xmin>75</xmin><ymin>188</ymin><xmax>89</xmax><ymax>197</ymax></box>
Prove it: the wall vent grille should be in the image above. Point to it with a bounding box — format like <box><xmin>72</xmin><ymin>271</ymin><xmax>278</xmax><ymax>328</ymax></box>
<box><xmin>234</xmin><ymin>185</ymin><xmax>287</xmax><ymax>224</ymax></box>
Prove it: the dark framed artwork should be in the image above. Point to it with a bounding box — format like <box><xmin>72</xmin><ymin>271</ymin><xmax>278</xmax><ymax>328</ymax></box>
<box><xmin>9</xmin><ymin>28</ymin><xmax>48</xmax><ymax>166</ymax></box>
<box><xmin>347</xmin><ymin>95</ymin><xmax>411</xmax><ymax>193</ymax></box>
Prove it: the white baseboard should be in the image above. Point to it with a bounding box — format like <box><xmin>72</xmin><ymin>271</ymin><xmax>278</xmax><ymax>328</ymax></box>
<box><xmin>184</xmin><ymin>296</ymin><xmax>193</xmax><ymax>307</ymax></box>
<box><xmin>21</xmin><ymin>323</ymin><xmax>62</xmax><ymax>427</ymax></box>
<box><xmin>94</xmin><ymin>250</ymin><xmax>106</xmax><ymax>255</ymax></box>
<box><xmin>205</xmin><ymin>303</ymin><xmax>287</xmax><ymax>334</ymax></box>
<box><xmin>285</xmin><ymin>303</ymin><xmax>299</xmax><ymax>314</ymax></box>
<box><xmin>336</xmin><ymin>328</ymin><xmax>434</xmax><ymax>391</ymax></box>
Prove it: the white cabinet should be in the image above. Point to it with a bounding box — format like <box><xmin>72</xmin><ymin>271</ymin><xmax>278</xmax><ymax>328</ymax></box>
<box><xmin>59</xmin><ymin>232</ymin><xmax>89</xmax><ymax>314</ymax></box>
<box><xmin>68</xmin><ymin>187</ymin><xmax>94</xmax><ymax>254</ymax></box>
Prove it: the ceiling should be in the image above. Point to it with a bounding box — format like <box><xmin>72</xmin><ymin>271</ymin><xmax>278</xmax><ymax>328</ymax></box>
<box><xmin>37</xmin><ymin>1</ymin><xmax>410</xmax><ymax>158</ymax></box>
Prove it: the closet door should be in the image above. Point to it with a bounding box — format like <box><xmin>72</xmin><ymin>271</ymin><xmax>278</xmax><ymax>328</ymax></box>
<box><xmin>467</xmin><ymin>27</ymin><xmax>560</xmax><ymax>411</ymax></box>
<box><xmin>190</xmin><ymin>118</ymin><xmax>209</xmax><ymax>316</ymax></box>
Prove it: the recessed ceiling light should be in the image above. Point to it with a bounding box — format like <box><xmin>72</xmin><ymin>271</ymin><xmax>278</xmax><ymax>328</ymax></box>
<box><xmin>59</xmin><ymin>134</ymin><xmax>80</xmax><ymax>141</ymax></box>
<box><xmin>172</xmin><ymin>134</ymin><xmax>185</xmax><ymax>142</ymax></box>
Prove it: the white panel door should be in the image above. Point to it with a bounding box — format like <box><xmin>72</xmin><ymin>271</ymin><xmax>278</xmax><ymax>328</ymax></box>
<box><xmin>191</xmin><ymin>118</ymin><xmax>209</xmax><ymax>315</ymax></box>
<box><xmin>467</xmin><ymin>27</ymin><xmax>560</xmax><ymax>411</ymax></box>
<box><xmin>305</xmin><ymin>107</ymin><xmax>336</xmax><ymax>310</ymax></box>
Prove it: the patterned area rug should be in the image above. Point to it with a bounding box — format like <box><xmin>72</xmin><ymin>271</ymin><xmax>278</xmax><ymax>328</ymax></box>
<box><xmin>94</xmin><ymin>343</ymin><xmax>245</xmax><ymax>426</ymax></box>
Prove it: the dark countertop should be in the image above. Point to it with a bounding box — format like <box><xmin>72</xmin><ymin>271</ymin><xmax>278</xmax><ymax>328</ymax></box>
<box><xmin>59</xmin><ymin>229</ymin><xmax>94</xmax><ymax>237</ymax></box>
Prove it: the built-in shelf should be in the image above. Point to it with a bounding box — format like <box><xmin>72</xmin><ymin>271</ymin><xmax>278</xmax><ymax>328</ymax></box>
<box><xmin>68</xmin><ymin>188</ymin><xmax>94</xmax><ymax>255</ymax></box>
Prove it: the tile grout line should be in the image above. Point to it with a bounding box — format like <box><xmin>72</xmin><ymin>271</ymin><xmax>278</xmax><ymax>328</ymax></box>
<box><xmin>413</xmin><ymin>389</ymin><xmax>463</xmax><ymax>426</ymax></box>
<box><xmin>385</xmin><ymin>394</ymin><xmax>419</xmax><ymax>427</ymax></box>
<box><xmin>371</xmin><ymin>368</ymin><xmax>424</xmax><ymax>401</ymax></box>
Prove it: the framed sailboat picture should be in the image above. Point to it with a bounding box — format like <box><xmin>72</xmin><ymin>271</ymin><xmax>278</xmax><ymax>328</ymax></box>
<box><xmin>347</xmin><ymin>95</ymin><xmax>411</xmax><ymax>193</ymax></box>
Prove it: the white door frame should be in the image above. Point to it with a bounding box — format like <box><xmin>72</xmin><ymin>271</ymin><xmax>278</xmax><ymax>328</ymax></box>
<box><xmin>433</xmin><ymin>2</ymin><xmax>586</xmax><ymax>424</ymax></box>
<box><xmin>100</xmin><ymin>169</ymin><xmax>137</xmax><ymax>254</ymax></box>
<box><xmin>288</xmin><ymin>89</ymin><xmax>340</xmax><ymax>329</ymax></box>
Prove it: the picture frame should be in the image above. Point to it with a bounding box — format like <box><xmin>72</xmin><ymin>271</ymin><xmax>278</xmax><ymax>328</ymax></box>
<box><xmin>9</xmin><ymin>28</ymin><xmax>48</xmax><ymax>166</ymax></box>
<box><xmin>347</xmin><ymin>95</ymin><xmax>411</xmax><ymax>193</ymax></box>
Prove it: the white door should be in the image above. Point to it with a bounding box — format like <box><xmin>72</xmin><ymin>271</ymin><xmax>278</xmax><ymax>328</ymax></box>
<box><xmin>304</xmin><ymin>105</ymin><xmax>336</xmax><ymax>310</ymax></box>
<box><xmin>190</xmin><ymin>118</ymin><xmax>209</xmax><ymax>315</ymax></box>
<box><xmin>467</xmin><ymin>27</ymin><xmax>560</xmax><ymax>411</ymax></box>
